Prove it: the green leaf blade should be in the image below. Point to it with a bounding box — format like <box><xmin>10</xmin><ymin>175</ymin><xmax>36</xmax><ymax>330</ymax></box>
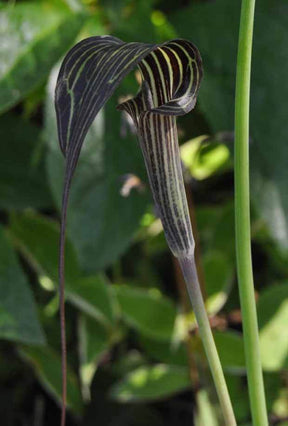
<box><xmin>258</xmin><ymin>283</ymin><xmax>288</xmax><ymax>371</ymax></box>
<box><xmin>110</xmin><ymin>364</ymin><xmax>190</xmax><ymax>403</ymax></box>
<box><xmin>0</xmin><ymin>225</ymin><xmax>45</xmax><ymax>345</ymax></box>
<box><xmin>0</xmin><ymin>114</ymin><xmax>52</xmax><ymax>209</ymax></box>
<box><xmin>20</xmin><ymin>345</ymin><xmax>83</xmax><ymax>413</ymax></box>
<box><xmin>0</xmin><ymin>2</ymin><xmax>85</xmax><ymax>113</ymax></box>
<box><xmin>115</xmin><ymin>285</ymin><xmax>177</xmax><ymax>341</ymax></box>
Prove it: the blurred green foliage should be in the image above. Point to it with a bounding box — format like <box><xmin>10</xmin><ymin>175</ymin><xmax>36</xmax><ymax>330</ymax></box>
<box><xmin>0</xmin><ymin>0</ymin><xmax>288</xmax><ymax>425</ymax></box>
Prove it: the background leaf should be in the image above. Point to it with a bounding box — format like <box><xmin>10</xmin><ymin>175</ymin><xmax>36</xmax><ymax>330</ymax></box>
<box><xmin>10</xmin><ymin>211</ymin><xmax>80</xmax><ymax>285</ymax></box>
<box><xmin>115</xmin><ymin>285</ymin><xmax>177</xmax><ymax>341</ymax></box>
<box><xmin>110</xmin><ymin>364</ymin><xmax>190</xmax><ymax>402</ymax></box>
<box><xmin>204</xmin><ymin>251</ymin><xmax>234</xmax><ymax>315</ymax></box>
<box><xmin>139</xmin><ymin>336</ymin><xmax>187</xmax><ymax>367</ymax></box>
<box><xmin>0</xmin><ymin>225</ymin><xmax>44</xmax><ymax>345</ymax></box>
<box><xmin>20</xmin><ymin>345</ymin><xmax>83</xmax><ymax>413</ymax></box>
<box><xmin>70</xmin><ymin>276</ymin><xmax>116</xmax><ymax>325</ymax></box>
<box><xmin>78</xmin><ymin>314</ymin><xmax>115</xmax><ymax>400</ymax></box>
<box><xmin>10</xmin><ymin>211</ymin><xmax>117</xmax><ymax>324</ymax></box>
<box><xmin>257</xmin><ymin>283</ymin><xmax>288</xmax><ymax>371</ymax></box>
<box><xmin>214</xmin><ymin>331</ymin><xmax>245</xmax><ymax>373</ymax></box>
<box><xmin>0</xmin><ymin>1</ymin><xmax>85</xmax><ymax>112</ymax></box>
<box><xmin>0</xmin><ymin>114</ymin><xmax>52</xmax><ymax>209</ymax></box>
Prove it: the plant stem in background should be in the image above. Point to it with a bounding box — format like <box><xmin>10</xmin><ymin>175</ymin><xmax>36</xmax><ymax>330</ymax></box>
<box><xmin>179</xmin><ymin>256</ymin><xmax>236</xmax><ymax>426</ymax></box>
<box><xmin>235</xmin><ymin>0</ymin><xmax>268</xmax><ymax>424</ymax></box>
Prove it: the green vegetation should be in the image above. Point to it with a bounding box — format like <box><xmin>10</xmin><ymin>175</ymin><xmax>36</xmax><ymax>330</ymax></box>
<box><xmin>0</xmin><ymin>0</ymin><xmax>287</xmax><ymax>425</ymax></box>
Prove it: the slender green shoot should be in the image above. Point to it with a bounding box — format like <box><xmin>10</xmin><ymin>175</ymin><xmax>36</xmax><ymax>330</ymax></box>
<box><xmin>235</xmin><ymin>0</ymin><xmax>268</xmax><ymax>424</ymax></box>
<box><xmin>179</xmin><ymin>256</ymin><xmax>236</xmax><ymax>426</ymax></box>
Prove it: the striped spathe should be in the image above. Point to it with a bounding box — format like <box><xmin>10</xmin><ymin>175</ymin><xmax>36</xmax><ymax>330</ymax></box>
<box><xmin>55</xmin><ymin>35</ymin><xmax>202</xmax><ymax>258</ymax></box>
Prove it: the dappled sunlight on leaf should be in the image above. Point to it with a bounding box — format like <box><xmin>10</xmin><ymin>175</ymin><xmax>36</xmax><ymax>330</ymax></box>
<box><xmin>258</xmin><ymin>284</ymin><xmax>288</xmax><ymax>371</ymax></box>
<box><xmin>110</xmin><ymin>364</ymin><xmax>190</xmax><ymax>402</ymax></box>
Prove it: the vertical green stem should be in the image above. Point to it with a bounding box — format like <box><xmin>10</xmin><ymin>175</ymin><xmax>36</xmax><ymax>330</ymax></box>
<box><xmin>235</xmin><ymin>0</ymin><xmax>268</xmax><ymax>425</ymax></box>
<box><xmin>179</xmin><ymin>256</ymin><xmax>236</xmax><ymax>426</ymax></box>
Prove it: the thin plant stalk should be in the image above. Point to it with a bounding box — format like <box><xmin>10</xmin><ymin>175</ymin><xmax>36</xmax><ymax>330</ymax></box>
<box><xmin>235</xmin><ymin>0</ymin><xmax>268</xmax><ymax>424</ymax></box>
<box><xmin>179</xmin><ymin>256</ymin><xmax>236</xmax><ymax>426</ymax></box>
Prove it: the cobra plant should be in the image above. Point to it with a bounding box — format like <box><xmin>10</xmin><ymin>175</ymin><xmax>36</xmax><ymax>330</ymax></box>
<box><xmin>55</xmin><ymin>36</ymin><xmax>236</xmax><ymax>425</ymax></box>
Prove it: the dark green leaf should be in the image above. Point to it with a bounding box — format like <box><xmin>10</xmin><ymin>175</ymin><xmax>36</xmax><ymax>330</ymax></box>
<box><xmin>10</xmin><ymin>211</ymin><xmax>80</xmax><ymax>285</ymax></box>
<box><xmin>196</xmin><ymin>203</ymin><xmax>235</xmax><ymax>261</ymax></box>
<box><xmin>227</xmin><ymin>372</ymin><xmax>288</xmax><ymax>423</ymax></box>
<box><xmin>110</xmin><ymin>364</ymin><xmax>190</xmax><ymax>402</ymax></box>
<box><xmin>78</xmin><ymin>315</ymin><xmax>114</xmax><ymax>399</ymax></box>
<box><xmin>204</xmin><ymin>251</ymin><xmax>234</xmax><ymax>315</ymax></box>
<box><xmin>115</xmin><ymin>285</ymin><xmax>177</xmax><ymax>341</ymax></box>
<box><xmin>214</xmin><ymin>331</ymin><xmax>245</xmax><ymax>373</ymax></box>
<box><xmin>112</xmin><ymin>351</ymin><xmax>148</xmax><ymax>378</ymax></box>
<box><xmin>263</xmin><ymin>372</ymin><xmax>288</xmax><ymax>417</ymax></box>
<box><xmin>139</xmin><ymin>336</ymin><xmax>188</xmax><ymax>366</ymax></box>
<box><xmin>104</xmin><ymin>0</ymin><xmax>156</xmax><ymax>43</ymax></box>
<box><xmin>20</xmin><ymin>345</ymin><xmax>83</xmax><ymax>413</ymax></box>
<box><xmin>79</xmin><ymin>315</ymin><xmax>112</xmax><ymax>366</ymax></box>
<box><xmin>9</xmin><ymin>212</ymin><xmax>116</xmax><ymax>324</ymax></box>
<box><xmin>0</xmin><ymin>225</ymin><xmax>45</xmax><ymax>345</ymax></box>
<box><xmin>0</xmin><ymin>114</ymin><xmax>52</xmax><ymax>209</ymax></box>
<box><xmin>257</xmin><ymin>283</ymin><xmax>288</xmax><ymax>371</ymax></box>
<box><xmin>69</xmin><ymin>276</ymin><xmax>116</xmax><ymax>325</ymax></box>
<box><xmin>140</xmin><ymin>331</ymin><xmax>245</xmax><ymax>373</ymax></box>
<box><xmin>226</xmin><ymin>375</ymin><xmax>250</xmax><ymax>423</ymax></box>
<box><xmin>0</xmin><ymin>2</ymin><xmax>85</xmax><ymax>112</ymax></box>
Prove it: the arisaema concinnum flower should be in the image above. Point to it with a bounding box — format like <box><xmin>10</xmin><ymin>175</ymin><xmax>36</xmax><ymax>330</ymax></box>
<box><xmin>55</xmin><ymin>35</ymin><xmax>235</xmax><ymax>426</ymax></box>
